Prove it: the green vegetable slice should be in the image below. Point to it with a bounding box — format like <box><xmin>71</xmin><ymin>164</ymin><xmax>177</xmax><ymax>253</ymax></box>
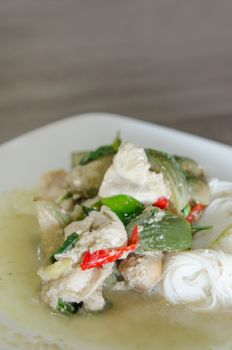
<box><xmin>85</xmin><ymin>195</ymin><xmax>145</xmax><ymax>225</ymax></box>
<box><xmin>182</xmin><ymin>203</ymin><xmax>191</xmax><ymax>217</ymax></box>
<box><xmin>71</xmin><ymin>151</ymin><xmax>88</xmax><ymax>168</ymax></box>
<box><xmin>174</xmin><ymin>156</ymin><xmax>203</xmax><ymax>177</ymax></box>
<box><xmin>79</xmin><ymin>134</ymin><xmax>121</xmax><ymax>165</ymax></box>
<box><xmin>101</xmin><ymin>195</ymin><xmax>145</xmax><ymax>225</ymax></box>
<box><xmin>50</xmin><ymin>232</ymin><xmax>80</xmax><ymax>263</ymax></box>
<box><xmin>191</xmin><ymin>225</ymin><xmax>212</xmax><ymax>235</ymax></box>
<box><xmin>126</xmin><ymin>207</ymin><xmax>192</xmax><ymax>252</ymax></box>
<box><xmin>34</xmin><ymin>197</ymin><xmax>71</xmax><ymax>258</ymax></box>
<box><xmin>68</xmin><ymin>155</ymin><xmax>113</xmax><ymax>199</ymax></box>
<box><xmin>175</xmin><ymin>156</ymin><xmax>210</xmax><ymax>205</ymax></box>
<box><xmin>57</xmin><ymin>298</ymin><xmax>83</xmax><ymax>315</ymax></box>
<box><xmin>186</xmin><ymin>176</ymin><xmax>210</xmax><ymax>205</ymax></box>
<box><xmin>146</xmin><ymin>149</ymin><xmax>190</xmax><ymax>211</ymax></box>
<box><xmin>81</xmin><ymin>206</ymin><xmax>96</xmax><ymax>216</ymax></box>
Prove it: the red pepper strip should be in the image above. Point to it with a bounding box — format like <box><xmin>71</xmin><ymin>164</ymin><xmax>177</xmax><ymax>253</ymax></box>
<box><xmin>80</xmin><ymin>249</ymin><xmax>124</xmax><ymax>270</ymax></box>
<box><xmin>128</xmin><ymin>223</ymin><xmax>139</xmax><ymax>245</ymax></box>
<box><xmin>80</xmin><ymin>225</ymin><xmax>139</xmax><ymax>270</ymax></box>
<box><xmin>186</xmin><ymin>203</ymin><xmax>206</xmax><ymax>224</ymax></box>
<box><xmin>153</xmin><ymin>197</ymin><xmax>169</xmax><ymax>210</ymax></box>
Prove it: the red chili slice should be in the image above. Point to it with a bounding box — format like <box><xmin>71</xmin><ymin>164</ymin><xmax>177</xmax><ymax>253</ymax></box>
<box><xmin>153</xmin><ymin>197</ymin><xmax>169</xmax><ymax>210</ymax></box>
<box><xmin>186</xmin><ymin>203</ymin><xmax>205</xmax><ymax>224</ymax></box>
<box><xmin>80</xmin><ymin>225</ymin><xmax>139</xmax><ymax>270</ymax></box>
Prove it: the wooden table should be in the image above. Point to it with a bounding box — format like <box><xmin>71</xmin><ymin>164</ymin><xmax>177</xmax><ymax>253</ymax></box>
<box><xmin>1</xmin><ymin>0</ymin><xmax>232</xmax><ymax>145</ymax></box>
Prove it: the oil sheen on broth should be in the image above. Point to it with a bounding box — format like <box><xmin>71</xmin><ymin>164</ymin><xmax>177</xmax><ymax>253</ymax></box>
<box><xmin>0</xmin><ymin>190</ymin><xmax>231</xmax><ymax>350</ymax></box>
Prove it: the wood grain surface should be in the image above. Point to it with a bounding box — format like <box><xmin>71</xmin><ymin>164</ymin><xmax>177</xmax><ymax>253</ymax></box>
<box><xmin>0</xmin><ymin>0</ymin><xmax>232</xmax><ymax>145</ymax></box>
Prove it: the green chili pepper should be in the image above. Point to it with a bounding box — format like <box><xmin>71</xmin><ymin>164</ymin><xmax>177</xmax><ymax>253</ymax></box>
<box><xmin>90</xmin><ymin>195</ymin><xmax>144</xmax><ymax>225</ymax></box>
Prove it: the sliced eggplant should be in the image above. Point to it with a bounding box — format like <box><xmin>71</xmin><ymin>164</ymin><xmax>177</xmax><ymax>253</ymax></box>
<box><xmin>175</xmin><ymin>156</ymin><xmax>210</xmax><ymax>205</ymax></box>
<box><xmin>126</xmin><ymin>207</ymin><xmax>192</xmax><ymax>252</ymax></box>
<box><xmin>71</xmin><ymin>151</ymin><xmax>87</xmax><ymax>169</ymax></box>
<box><xmin>146</xmin><ymin>149</ymin><xmax>190</xmax><ymax>211</ymax></box>
<box><xmin>34</xmin><ymin>197</ymin><xmax>71</xmax><ymax>258</ymax></box>
<box><xmin>67</xmin><ymin>155</ymin><xmax>113</xmax><ymax>199</ymax></box>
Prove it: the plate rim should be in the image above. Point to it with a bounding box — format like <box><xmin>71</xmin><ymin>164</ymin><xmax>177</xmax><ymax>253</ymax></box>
<box><xmin>1</xmin><ymin>112</ymin><xmax>231</xmax><ymax>151</ymax></box>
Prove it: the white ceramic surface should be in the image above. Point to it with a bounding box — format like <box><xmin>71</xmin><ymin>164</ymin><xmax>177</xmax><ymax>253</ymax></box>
<box><xmin>0</xmin><ymin>113</ymin><xmax>232</xmax><ymax>349</ymax></box>
<box><xmin>0</xmin><ymin>113</ymin><xmax>232</xmax><ymax>192</ymax></box>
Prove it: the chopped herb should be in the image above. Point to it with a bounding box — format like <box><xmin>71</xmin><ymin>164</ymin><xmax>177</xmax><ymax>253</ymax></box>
<box><xmin>57</xmin><ymin>298</ymin><xmax>83</xmax><ymax>315</ymax></box>
<box><xmin>50</xmin><ymin>232</ymin><xmax>80</xmax><ymax>263</ymax></box>
<box><xmin>59</xmin><ymin>192</ymin><xmax>73</xmax><ymax>204</ymax></box>
<box><xmin>79</xmin><ymin>134</ymin><xmax>121</xmax><ymax>165</ymax></box>
<box><xmin>191</xmin><ymin>226</ymin><xmax>212</xmax><ymax>235</ymax></box>
<box><xmin>182</xmin><ymin>203</ymin><xmax>191</xmax><ymax>217</ymax></box>
<box><xmin>81</xmin><ymin>206</ymin><xmax>96</xmax><ymax>216</ymax></box>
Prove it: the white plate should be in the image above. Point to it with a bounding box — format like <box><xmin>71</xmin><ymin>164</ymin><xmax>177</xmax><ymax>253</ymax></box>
<box><xmin>1</xmin><ymin>113</ymin><xmax>232</xmax><ymax>190</ymax></box>
<box><xmin>0</xmin><ymin>113</ymin><xmax>232</xmax><ymax>350</ymax></box>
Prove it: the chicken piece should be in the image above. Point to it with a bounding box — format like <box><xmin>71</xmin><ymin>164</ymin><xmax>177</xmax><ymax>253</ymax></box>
<box><xmin>67</xmin><ymin>155</ymin><xmax>113</xmax><ymax>198</ymax></box>
<box><xmin>118</xmin><ymin>253</ymin><xmax>163</xmax><ymax>293</ymax></box>
<box><xmin>41</xmin><ymin>264</ymin><xmax>113</xmax><ymax>311</ymax></box>
<box><xmin>84</xmin><ymin>289</ymin><xmax>106</xmax><ymax>312</ymax></box>
<box><xmin>99</xmin><ymin>142</ymin><xmax>170</xmax><ymax>204</ymax></box>
<box><xmin>38</xmin><ymin>206</ymin><xmax>128</xmax><ymax>312</ymax></box>
<box><xmin>42</xmin><ymin>169</ymin><xmax>68</xmax><ymax>201</ymax></box>
<box><xmin>56</xmin><ymin>206</ymin><xmax>128</xmax><ymax>263</ymax></box>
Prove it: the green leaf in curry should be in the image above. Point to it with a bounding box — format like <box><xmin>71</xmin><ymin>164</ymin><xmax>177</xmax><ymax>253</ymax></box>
<box><xmin>100</xmin><ymin>195</ymin><xmax>145</xmax><ymax>226</ymax></box>
<box><xmin>191</xmin><ymin>225</ymin><xmax>212</xmax><ymax>235</ymax></box>
<box><xmin>57</xmin><ymin>298</ymin><xmax>83</xmax><ymax>315</ymax></box>
<box><xmin>50</xmin><ymin>232</ymin><xmax>80</xmax><ymax>263</ymax></box>
<box><xmin>79</xmin><ymin>133</ymin><xmax>121</xmax><ymax>165</ymax></box>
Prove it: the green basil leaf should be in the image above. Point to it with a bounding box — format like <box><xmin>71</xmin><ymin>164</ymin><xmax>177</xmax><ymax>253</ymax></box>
<box><xmin>79</xmin><ymin>134</ymin><xmax>121</xmax><ymax>165</ymax></box>
<box><xmin>50</xmin><ymin>232</ymin><xmax>80</xmax><ymax>263</ymax></box>
<box><xmin>191</xmin><ymin>225</ymin><xmax>212</xmax><ymax>235</ymax></box>
<box><xmin>57</xmin><ymin>298</ymin><xmax>83</xmax><ymax>315</ymax></box>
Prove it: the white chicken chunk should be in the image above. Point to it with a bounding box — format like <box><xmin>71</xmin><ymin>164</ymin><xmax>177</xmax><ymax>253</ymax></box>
<box><xmin>99</xmin><ymin>142</ymin><xmax>170</xmax><ymax>204</ymax></box>
<box><xmin>55</xmin><ymin>206</ymin><xmax>128</xmax><ymax>263</ymax></box>
<box><xmin>38</xmin><ymin>206</ymin><xmax>128</xmax><ymax>312</ymax></box>
<box><xmin>41</xmin><ymin>264</ymin><xmax>113</xmax><ymax>311</ymax></box>
<box><xmin>118</xmin><ymin>253</ymin><xmax>163</xmax><ymax>292</ymax></box>
<box><xmin>84</xmin><ymin>289</ymin><xmax>106</xmax><ymax>312</ymax></box>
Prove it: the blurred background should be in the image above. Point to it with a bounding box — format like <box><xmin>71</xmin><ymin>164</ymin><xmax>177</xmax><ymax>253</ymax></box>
<box><xmin>1</xmin><ymin>0</ymin><xmax>232</xmax><ymax>145</ymax></box>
